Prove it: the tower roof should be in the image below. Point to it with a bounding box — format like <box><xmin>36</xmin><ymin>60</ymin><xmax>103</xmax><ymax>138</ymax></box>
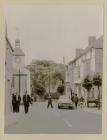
<box><xmin>13</xmin><ymin>47</ymin><xmax>25</xmax><ymax>56</ymax></box>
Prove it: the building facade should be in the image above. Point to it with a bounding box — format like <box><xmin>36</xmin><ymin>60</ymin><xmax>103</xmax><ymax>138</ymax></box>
<box><xmin>5</xmin><ymin>36</ymin><xmax>14</xmax><ymax>114</ymax></box>
<box><xmin>5</xmin><ymin>32</ymin><xmax>31</xmax><ymax>127</ymax></box>
<box><xmin>67</xmin><ymin>36</ymin><xmax>103</xmax><ymax>103</ymax></box>
<box><xmin>12</xmin><ymin>38</ymin><xmax>31</xmax><ymax>99</ymax></box>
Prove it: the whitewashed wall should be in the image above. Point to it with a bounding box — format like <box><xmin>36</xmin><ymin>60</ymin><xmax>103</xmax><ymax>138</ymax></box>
<box><xmin>68</xmin><ymin>36</ymin><xmax>103</xmax><ymax>102</ymax></box>
<box><xmin>5</xmin><ymin>40</ymin><xmax>13</xmax><ymax>114</ymax></box>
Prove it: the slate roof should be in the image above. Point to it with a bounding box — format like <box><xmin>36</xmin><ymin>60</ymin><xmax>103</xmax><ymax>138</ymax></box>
<box><xmin>68</xmin><ymin>36</ymin><xmax>103</xmax><ymax>65</ymax></box>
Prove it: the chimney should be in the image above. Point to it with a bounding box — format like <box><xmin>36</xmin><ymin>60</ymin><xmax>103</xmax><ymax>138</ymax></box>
<box><xmin>88</xmin><ymin>36</ymin><xmax>96</xmax><ymax>46</ymax></box>
<box><xmin>76</xmin><ymin>48</ymin><xmax>84</xmax><ymax>58</ymax></box>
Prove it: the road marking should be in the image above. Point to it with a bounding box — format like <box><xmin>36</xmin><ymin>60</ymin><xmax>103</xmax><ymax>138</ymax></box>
<box><xmin>62</xmin><ymin>118</ymin><xmax>72</xmax><ymax>128</ymax></box>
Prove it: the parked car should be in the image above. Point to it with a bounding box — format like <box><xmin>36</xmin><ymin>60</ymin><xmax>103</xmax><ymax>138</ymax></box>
<box><xmin>57</xmin><ymin>95</ymin><xmax>74</xmax><ymax>109</ymax></box>
<box><xmin>88</xmin><ymin>98</ymin><xmax>99</xmax><ymax>107</ymax></box>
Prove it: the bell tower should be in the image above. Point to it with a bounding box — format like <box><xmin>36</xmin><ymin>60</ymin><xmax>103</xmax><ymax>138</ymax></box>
<box><xmin>12</xmin><ymin>28</ymin><xmax>27</xmax><ymax>97</ymax></box>
<box><xmin>13</xmin><ymin>29</ymin><xmax>25</xmax><ymax>68</ymax></box>
<box><xmin>15</xmin><ymin>38</ymin><xmax>20</xmax><ymax>47</ymax></box>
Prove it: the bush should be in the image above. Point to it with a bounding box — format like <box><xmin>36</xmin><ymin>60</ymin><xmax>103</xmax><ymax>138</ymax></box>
<box><xmin>51</xmin><ymin>92</ymin><xmax>60</xmax><ymax>99</ymax></box>
<box><xmin>57</xmin><ymin>85</ymin><xmax>64</xmax><ymax>95</ymax></box>
<box><xmin>82</xmin><ymin>76</ymin><xmax>92</xmax><ymax>92</ymax></box>
<box><xmin>44</xmin><ymin>92</ymin><xmax>60</xmax><ymax>100</ymax></box>
<box><xmin>44</xmin><ymin>93</ymin><xmax>49</xmax><ymax>100</ymax></box>
<box><xmin>34</xmin><ymin>83</ymin><xmax>46</xmax><ymax>97</ymax></box>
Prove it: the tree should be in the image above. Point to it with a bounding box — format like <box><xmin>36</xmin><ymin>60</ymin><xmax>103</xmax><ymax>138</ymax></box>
<box><xmin>50</xmin><ymin>92</ymin><xmax>60</xmax><ymax>100</ymax></box>
<box><xmin>52</xmin><ymin>72</ymin><xmax>64</xmax><ymax>84</ymax></box>
<box><xmin>93</xmin><ymin>74</ymin><xmax>102</xmax><ymax>109</ymax></box>
<box><xmin>27</xmin><ymin>59</ymin><xmax>65</xmax><ymax>98</ymax></box>
<box><xmin>82</xmin><ymin>76</ymin><xmax>92</xmax><ymax>107</ymax></box>
<box><xmin>34</xmin><ymin>83</ymin><xmax>46</xmax><ymax>97</ymax></box>
<box><xmin>57</xmin><ymin>85</ymin><xmax>64</xmax><ymax>95</ymax></box>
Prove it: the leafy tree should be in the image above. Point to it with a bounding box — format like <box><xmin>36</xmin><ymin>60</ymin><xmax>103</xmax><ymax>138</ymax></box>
<box><xmin>93</xmin><ymin>74</ymin><xmax>102</xmax><ymax>109</ymax></box>
<box><xmin>82</xmin><ymin>76</ymin><xmax>92</xmax><ymax>107</ymax></box>
<box><xmin>51</xmin><ymin>92</ymin><xmax>60</xmax><ymax>99</ymax></box>
<box><xmin>52</xmin><ymin>72</ymin><xmax>64</xmax><ymax>84</ymax></box>
<box><xmin>57</xmin><ymin>85</ymin><xmax>64</xmax><ymax>95</ymax></box>
<box><xmin>27</xmin><ymin>60</ymin><xmax>65</xmax><ymax>99</ymax></box>
<box><xmin>34</xmin><ymin>83</ymin><xmax>46</xmax><ymax>97</ymax></box>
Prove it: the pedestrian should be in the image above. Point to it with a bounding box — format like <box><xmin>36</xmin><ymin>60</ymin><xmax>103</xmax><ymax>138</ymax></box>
<box><xmin>23</xmin><ymin>91</ymin><xmax>32</xmax><ymax>114</ymax></box>
<box><xmin>71</xmin><ymin>93</ymin><xmax>75</xmax><ymax>102</ymax></box>
<box><xmin>71</xmin><ymin>88</ymin><xmax>73</xmax><ymax>97</ymax></box>
<box><xmin>47</xmin><ymin>94</ymin><xmax>53</xmax><ymax>108</ymax></box>
<box><xmin>74</xmin><ymin>94</ymin><xmax>79</xmax><ymax>109</ymax></box>
<box><xmin>79</xmin><ymin>96</ymin><xmax>84</xmax><ymax>108</ymax></box>
<box><xmin>16</xmin><ymin>93</ymin><xmax>21</xmax><ymax>113</ymax></box>
<box><xmin>12</xmin><ymin>92</ymin><xmax>17</xmax><ymax>113</ymax></box>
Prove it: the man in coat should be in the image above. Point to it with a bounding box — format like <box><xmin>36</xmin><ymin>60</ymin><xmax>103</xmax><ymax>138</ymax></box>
<box><xmin>12</xmin><ymin>92</ymin><xmax>17</xmax><ymax>113</ymax></box>
<box><xmin>23</xmin><ymin>91</ymin><xmax>32</xmax><ymax>114</ymax></box>
<box><xmin>12</xmin><ymin>92</ymin><xmax>21</xmax><ymax>113</ymax></box>
<box><xmin>74</xmin><ymin>94</ymin><xmax>79</xmax><ymax>109</ymax></box>
<box><xmin>16</xmin><ymin>93</ymin><xmax>21</xmax><ymax>112</ymax></box>
<box><xmin>79</xmin><ymin>96</ymin><xmax>85</xmax><ymax>108</ymax></box>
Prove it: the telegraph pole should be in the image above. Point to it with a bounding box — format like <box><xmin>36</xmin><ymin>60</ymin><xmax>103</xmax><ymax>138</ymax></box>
<box><xmin>48</xmin><ymin>67</ymin><xmax>51</xmax><ymax>94</ymax></box>
<box><xmin>63</xmin><ymin>56</ymin><xmax>66</xmax><ymax>95</ymax></box>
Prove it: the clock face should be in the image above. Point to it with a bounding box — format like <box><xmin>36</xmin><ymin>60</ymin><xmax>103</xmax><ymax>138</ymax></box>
<box><xmin>14</xmin><ymin>56</ymin><xmax>21</xmax><ymax>64</ymax></box>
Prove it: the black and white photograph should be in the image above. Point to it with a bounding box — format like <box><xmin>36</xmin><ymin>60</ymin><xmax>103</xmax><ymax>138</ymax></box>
<box><xmin>5</xmin><ymin>5</ymin><xmax>103</xmax><ymax>134</ymax></box>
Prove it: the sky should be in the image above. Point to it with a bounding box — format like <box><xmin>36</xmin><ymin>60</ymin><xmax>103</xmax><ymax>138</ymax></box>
<box><xmin>6</xmin><ymin>5</ymin><xmax>103</xmax><ymax>65</ymax></box>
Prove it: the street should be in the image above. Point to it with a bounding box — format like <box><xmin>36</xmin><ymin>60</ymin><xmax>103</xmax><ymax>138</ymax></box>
<box><xmin>5</xmin><ymin>101</ymin><xmax>102</xmax><ymax>134</ymax></box>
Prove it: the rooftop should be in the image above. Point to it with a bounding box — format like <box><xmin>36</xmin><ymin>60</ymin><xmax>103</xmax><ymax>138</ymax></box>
<box><xmin>68</xmin><ymin>36</ymin><xmax>103</xmax><ymax>65</ymax></box>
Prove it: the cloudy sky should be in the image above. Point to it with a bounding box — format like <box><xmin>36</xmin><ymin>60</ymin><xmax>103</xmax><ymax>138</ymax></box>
<box><xmin>6</xmin><ymin>5</ymin><xmax>103</xmax><ymax>65</ymax></box>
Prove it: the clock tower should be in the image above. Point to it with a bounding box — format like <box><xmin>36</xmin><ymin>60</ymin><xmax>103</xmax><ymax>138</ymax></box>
<box><xmin>12</xmin><ymin>37</ymin><xmax>30</xmax><ymax>97</ymax></box>
<box><xmin>13</xmin><ymin>38</ymin><xmax>25</xmax><ymax>69</ymax></box>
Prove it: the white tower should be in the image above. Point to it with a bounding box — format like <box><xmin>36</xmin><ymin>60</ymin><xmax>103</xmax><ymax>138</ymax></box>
<box><xmin>12</xmin><ymin>31</ymin><xmax>30</xmax><ymax>97</ymax></box>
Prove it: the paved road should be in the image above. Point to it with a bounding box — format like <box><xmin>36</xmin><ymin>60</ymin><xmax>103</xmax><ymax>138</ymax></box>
<box><xmin>5</xmin><ymin>102</ymin><xmax>102</xmax><ymax>134</ymax></box>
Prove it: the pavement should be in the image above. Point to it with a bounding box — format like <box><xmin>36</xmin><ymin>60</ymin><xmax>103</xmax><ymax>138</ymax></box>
<box><xmin>5</xmin><ymin>101</ymin><xmax>102</xmax><ymax>134</ymax></box>
<box><xmin>78</xmin><ymin>107</ymin><xmax>102</xmax><ymax>115</ymax></box>
<box><xmin>4</xmin><ymin>105</ymin><xmax>24</xmax><ymax>129</ymax></box>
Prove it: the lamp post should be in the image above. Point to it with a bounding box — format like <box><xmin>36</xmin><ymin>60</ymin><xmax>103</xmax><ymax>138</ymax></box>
<box><xmin>63</xmin><ymin>56</ymin><xmax>66</xmax><ymax>95</ymax></box>
<box><xmin>48</xmin><ymin>68</ymin><xmax>51</xmax><ymax>94</ymax></box>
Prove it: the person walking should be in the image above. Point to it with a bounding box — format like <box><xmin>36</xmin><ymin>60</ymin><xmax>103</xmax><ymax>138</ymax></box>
<box><xmin>71</xmin><ymin>88</ymin><xmax>73</xmax><ymax>97</ymax></box>
<box><xmin>47</xmin><ymin>94</ymin><xmax>53</xmax><ymax>108</ymax></box>
<box><xmin>23</xmin><ymin>91</ymin><xmax>32</xmax><ymax>114</ymax></box>
<box><xmin>74</xmin><ymin>94</ymin><xmax>79</xmax><ymax>109</ymax></box>
<box><xmin>79</xmin><ymin>96</ymin><xmax>85</xmax><ymax>108</ymax></box>
<box><xmin>16</xmin><ymin>93</ymin><xmax>21</xmax><ymax>113</ymax></box>
<box><xmin>71</xmin><ymin>93</ymin><xmax>75</xmax><ymax>102</ymax></box>
<box><xmin>12</xmin><ymin>92</ymin><xmax>17</xmax><ymax>113</ymax></box>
